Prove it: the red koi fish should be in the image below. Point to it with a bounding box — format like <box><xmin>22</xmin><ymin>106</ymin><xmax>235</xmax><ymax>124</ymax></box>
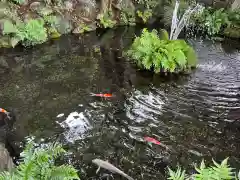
<box><xmin>144</xmin><ymin>136</ymin><xmax>161</xmax><ymax>145</ymax></box>
<box><xmin>90</xmin><ymin>93</ymin><xmax>113</xmax><ymax>98</ymax></box>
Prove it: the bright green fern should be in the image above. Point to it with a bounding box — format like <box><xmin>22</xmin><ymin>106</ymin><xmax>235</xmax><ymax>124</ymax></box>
<box><xmin>168</xmin><ymin>158</ymin><xmax>239</xmax><ymax>180</ymax></box>
<box><xmin>126</xmin><ymin>28</ymin><xmax>197</xmax><ymax>73</ymax></box>
<box><xmin>0</xmin><ymin>140</ymin><xmax>80</xmax><ymax>180</ymax></box>
<box><xmin>3</xmin><ymin>18</ymin><xmax>48</xmax><ymax>47</ymax></box>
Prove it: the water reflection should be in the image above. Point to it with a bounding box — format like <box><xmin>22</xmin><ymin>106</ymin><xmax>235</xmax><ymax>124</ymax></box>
<box><xmin>125</xmin><ymin>89</ymin><xmax>166</xmax><ymax>123</ymax></box>
<box><xmin>58</xmin><ymin>111</ymin><xmax>92</xmax><ymax>143</ymax></box>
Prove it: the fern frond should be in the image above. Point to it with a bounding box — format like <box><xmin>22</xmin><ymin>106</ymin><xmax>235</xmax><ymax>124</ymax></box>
<box><xmin>47</xmin><ymin>165</ymin><xmax>80</xmax><ymax>180</ymax></box>
<box><xmin>126</xmin><ymin>28</ymin><xmax>197</xmax><ymax>73</ymax></box>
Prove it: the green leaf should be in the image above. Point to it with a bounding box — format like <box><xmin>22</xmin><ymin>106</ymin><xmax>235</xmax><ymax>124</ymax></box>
<box><xmin>3</xmin><ymin>20</ymin><xmax>16</xmax><ymax>34</ymax></box>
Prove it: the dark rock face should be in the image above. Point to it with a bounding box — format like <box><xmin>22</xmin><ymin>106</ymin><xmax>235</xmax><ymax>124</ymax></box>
<box><xmin>0</xmin><ymin>111</ymin><xmax>16</xmax><ymax>172</ymax></box>
<box><xmin>0</xmin><ymin>142</ymin><xmax>14</xmax><ymax>172</ymax></box>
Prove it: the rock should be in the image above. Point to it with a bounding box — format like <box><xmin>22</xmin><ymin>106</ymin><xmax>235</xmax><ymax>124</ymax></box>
<box><xmin>10</xmin><ymin>37</ymin><xmax>21</xmax><ymax>47</ymax></box>
<box><xmin>0</xmin><ymin>142</ymin><xmax>14</xmax><ymax>172</ymax></box>
<box><xmin>30</xmin><ymin>2</ymin><xmax>53</xmax><ymax>16</ymax></box>
<box><xmin>63</xmin><ymin>1</ymin><xmax>74</xmax><ymax>11</ymax></box>
<box><xmin>29</xmin><ymin>1</ymin><xmax>41</xmax><ymax>11</ymax></box>
<box><xmin>0</xmin><ymin>36</ymin><xmax>11</xmax><ymax>48</ymax></box>
<box><xmin>74</xmin><ymin>0</ymin><xmax>97</xmax><ymax>21</ymax></box>
<box><xmin>231</xmin><ymin>0</ymin><xmax>240</xmax><ymax>9</ymax></box>
<box><xmin>224</xmin><ymin>26</ymin><xmax>240</xmax><ymax>38</ymax></box>
<box><xmin>47</xmin><ymin>27</ymin><xmax>61</xmax><ymax>38</ymax></box>
<box><xmin>0</xmin><ymin>56</ymin><xmax>8</xmax><ymax>68</ymax></box>
<box><xmin>54</xmin><ymin>16</ymin><xmax>73</xmax><ymax>34</ymax></box>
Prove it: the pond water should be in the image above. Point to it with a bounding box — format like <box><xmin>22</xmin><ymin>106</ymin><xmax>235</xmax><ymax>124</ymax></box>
<box><xmin>0</xmin><ymin>26</ymin><xmax>240</xmax><ymax>179</ymax></box>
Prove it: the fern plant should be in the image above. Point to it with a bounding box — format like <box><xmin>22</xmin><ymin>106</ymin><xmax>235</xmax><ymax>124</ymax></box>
<box><xmin>168</xmin><ymin>158</ymin><xmax>239</xmax><ymax>180</ymax></box>
<box><xmin>137</xmin><ymin>10</ymin><xmax>153</xmax><ymax>24</ymax></box>
<box><xmin>126</xmin><ymin>28</ymin><xmax>197</xmax><ymax>73</ymax></box>
<box><xmin>0</xmin><ymin>140</ymin><xmax>80</xmax><ymax>180</ymax></box>
<box><xmin>97</xmin><ymin>11</ymin><xmax>116</xmax><ymax>29</ymax></box>
<box><xmin>2</xmin><ymin>18</ymin><xmax>48</xmax><ymax>47</ymax></box>
<box><xmin>191</xmin><ymin>7</ymin><xmax>230</xmax><ymax>36</ymax></box>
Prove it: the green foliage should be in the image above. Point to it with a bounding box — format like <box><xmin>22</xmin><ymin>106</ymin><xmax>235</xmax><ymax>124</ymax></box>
<box><xmin>191</xmin><ymin>8</ymin><xmax>240</xmax><ymax>37</ymax></box>
<box><xmin>97</xmin><ymin>11</ymin><xmax>116</xmax><ymax>29</ymax></box>
<box><xmin>2</xmin><ymin>19</ymin><xmax>48</xmax><ymax>47</ymax></box>
<box><xmin>134</xmin><ymin>0</ymin><xmax>159</xmax><ymax>24</ymax></box>
<box><xmin>137</xmin><ymin>10</ymin><xmax>152</xmax><ymax>24</ymax></box>
<box><xmin>168</xmin><ymin>158</ymin><xmax>239</xmax><ymax>180</ymax></box>
<box><xmin>78</xmin><ymin>23</ymin><xmax>92</xmax><ymax>34</ymax></box>
<box><xmin>134</xmin><ymin>0</ymin><xmax>158</xmax><ymax>9</ymax></box>
<box><xmin>11</xmin><ymin>0</ymin><xmax>25</xmax><ymax>5</ymax></box>
<box><xmin>120</xmin><ymin>8</ymin><xmax>136</xmax><ymax>26</ymax></box>
<box><xmin>228</xmin><ymin>8</ymin><xmax>240</xmax><ymax>26</ymax></box>
<box><xmin>0</xmin><ymin>140</ymin><xmax>80</xmax><ymax>180</ymax></box>
<box><xmin>192</xmin><ymin>8</ymin><xmax>229</xmax><ymax>36</ymax></box>
<box><xmin>168</xmin><ymin>167</ymin><xmax>186</xmax><ymax>180</ymax></box>
<box><xmin>126</xmin><ymin>29</ymin><xmax>197</xmax><ymax>73</ymax></box>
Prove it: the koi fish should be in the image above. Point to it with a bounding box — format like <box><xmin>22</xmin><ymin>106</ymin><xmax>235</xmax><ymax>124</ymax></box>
<box><xmin>0</xmin><ymin>108</ymin><xmax>8</xmax><ymax>114</ymax></box>
<box><xmin>144</xmin><ymin>136</ymin><xmax>169</xmax><ymax>150</ymax></box>
<box><xmin>144</xmin><ymin>136</ymin><xmax>161</xmax><ymax>145</ymax></box>
<box><xmin>90</xmin><ymin>93</ymin><xmax>113</xmax><ymax>98</ymax></box>
<box><xmin>92</xmin><ymin>158</ymin><xmax>134</xmax><ymax>180</ymax></box>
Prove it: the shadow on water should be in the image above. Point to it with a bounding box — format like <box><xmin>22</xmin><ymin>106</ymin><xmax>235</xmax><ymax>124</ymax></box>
<box><xmin>0</xmin><ymin>26</ymin><xmax>240</xmax><ymax>179</ymax></box>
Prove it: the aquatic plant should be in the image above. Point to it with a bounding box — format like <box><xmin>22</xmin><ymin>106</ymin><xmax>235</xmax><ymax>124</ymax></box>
<box><xmin>126</xmin><ymin>28</ymin><xmax>197</xmax><ymax>73</ymax></box>
<box><xmin>168</xmin><ymin>158</ymin><xmax>240</xmax><ymax>180</ymax></box>
<box><xmin>0</xmin><ymin>140</ymin><xmax>80</xmax><ymax>180</ymax></box>
<box><xmin>3</xmin><ymin>18</ymin><xmax>47</xmax><ymax>47</ymax></box>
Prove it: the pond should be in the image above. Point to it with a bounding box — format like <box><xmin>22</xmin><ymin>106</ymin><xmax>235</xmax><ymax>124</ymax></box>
<box><xmin>0</xmin><ymin>26</ymin><xmax>240</xmax><ymax>179</ymax></box>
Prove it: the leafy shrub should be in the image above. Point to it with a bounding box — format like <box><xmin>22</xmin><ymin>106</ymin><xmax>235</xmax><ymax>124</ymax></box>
<box><xmin>228</xmin><ymin>8</ymin><xmax>240</xmax><ymax>26</ymax></box>
<box><xmin>0</xmin><ymin>140</ymin><xmax>80</xmax><ymax>180</ymax></box>
<box><xmin>192</xmin><ymin>8</ymin><xmax>229</xmax><ymax>36</ymax></box>
<box><xmin>168</xmin><ymin>158</ymin><xmax>240</xmax><ymax>180</ymax></box>
<box><xmin>191</xmin><ymin>7</ymin><xmax>240</xmax><ymax>37</ymax></box>
<box><xmin>3</xmin><ymin>19</ymin><xmax>48</xmax><ymax>47</ymax></box>
<box><xmin>126</xmin><ymin>28</ymin><xmax>197</xmax><ymax>73</ymax></box>
<box><xmin>120</xmin><ymin>8</ymin><xmax>136</xmax><ymax>26</ymax></box>
<box><xmin>137</xmin><ymin>10</ymin><xmax>152</xmax><ymax>24</ymax></box>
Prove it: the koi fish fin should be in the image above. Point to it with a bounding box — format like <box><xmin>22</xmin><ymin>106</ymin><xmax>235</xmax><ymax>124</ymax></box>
<box><xmin>96</xmin><ymin>166</ymin><xmax>101</xmax><ymax>174</ymax></box>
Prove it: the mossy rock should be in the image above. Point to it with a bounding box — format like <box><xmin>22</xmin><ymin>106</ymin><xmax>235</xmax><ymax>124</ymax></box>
<box><xmin>72</xmin><ymin>23</ymin><xmax>96</xmax><ymax>34</ymax></box>
<box><xmin>54</xmin><ymin>16</ymin><xmax>73</xmax><ymax>34</ymax></box>
<box><xmin>224</xmin><ymin>26</ymin><xmax>240</xmax><ymax>39</ymax></box>
<box><xmin>0</xmin><ymin>36</ymin><xmax>11</xmax><ymax>48</ymax></box>
<box><xmin>47</xmin><ymin>27</ymin><xmax>61</xmax><ymax>38</ymax></box>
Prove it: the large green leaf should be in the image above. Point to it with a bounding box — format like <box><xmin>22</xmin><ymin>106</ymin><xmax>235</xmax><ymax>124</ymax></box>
<box><xmin>3</xmin><ymin>20</ymin><xmax>16</xmax><ymax>34</ymax></box>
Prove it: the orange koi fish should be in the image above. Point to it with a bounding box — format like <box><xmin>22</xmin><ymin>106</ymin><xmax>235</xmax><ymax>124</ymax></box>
<box><xmin>0</xmin><ymin>108</ymin><xmax>8</xmax><ymax>114</ymax></box>
<box><xmin>90</xmin><ymin>93</ymin><xmax>113</xmax><ymax>98</ymax></box>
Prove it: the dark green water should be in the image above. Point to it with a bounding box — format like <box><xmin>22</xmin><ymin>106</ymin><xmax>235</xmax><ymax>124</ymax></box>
<box><xmin>1</xmin><ymin>27</ymin><xmax>240</xmax><ymax>179</ymax></box>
